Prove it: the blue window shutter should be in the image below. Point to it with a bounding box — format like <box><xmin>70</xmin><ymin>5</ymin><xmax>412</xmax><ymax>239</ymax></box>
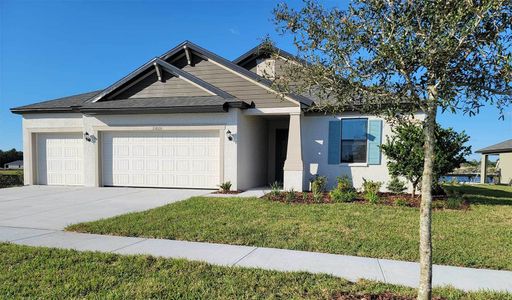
<box><xmin>367</xmin><ymin>120</ymin><xmax>383</xmax><ymax>165</ymax></box>
<box><xmin>328</xmin><ymin>120</ymin><xmax>341</xmax><ymax>164</ymax></box>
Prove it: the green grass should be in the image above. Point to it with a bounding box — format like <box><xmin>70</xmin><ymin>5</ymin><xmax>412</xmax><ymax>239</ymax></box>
<box><xmin>1</xmin><ymin>243</ymin><xmax>508</xmax><ymax>299</ymax></box>
<box><xmin>67</xmin><ymin>184</ymin><xmax>512</xmax><ymax>271</ymax></box>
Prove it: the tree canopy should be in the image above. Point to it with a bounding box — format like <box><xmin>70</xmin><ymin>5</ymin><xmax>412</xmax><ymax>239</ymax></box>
<box><xmin>380</xmin><ymin>122</ymin><xmax>471</xmax><ymax>196</ymax></box>
<box><xmin>272</xmin><ymin>1</ymin><xmax>510</xmax><ymax>298</ymax></box>
<box><xmin>273</xmin><ymin>0</ymin><xmax>511</xmax><ymax>117</ymax></box>
<box><xmin>0</xmin><ymin>149</ymin><xmax>23</xmax><ymax>168</ymax></box>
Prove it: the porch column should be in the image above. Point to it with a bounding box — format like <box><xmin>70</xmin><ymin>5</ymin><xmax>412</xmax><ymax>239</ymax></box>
<box><xmin>283</xmin><ymin>112</ymin><xmax>304</xmax><ymax>191</ymax></box>
<box><xmin>480</xmin><ymin>154</ymin><xmax>488</xmax><ymax>184</ymax></box>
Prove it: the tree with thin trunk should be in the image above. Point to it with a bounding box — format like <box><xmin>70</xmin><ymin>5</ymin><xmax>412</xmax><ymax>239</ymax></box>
<box><xmin>272</xmin><ymin>1</ymin><xmax>511</xmax><ymax>299</ymax></box>
<box><xmin>380</xmin><ymin>122</ymin><xmax>472</xmax><ymax>197</ymax></box>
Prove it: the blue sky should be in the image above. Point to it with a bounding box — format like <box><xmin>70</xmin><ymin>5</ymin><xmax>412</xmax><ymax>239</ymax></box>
<box><xmin>1</xmin><ymin>0</ymin><xmax>510</xmax><ymax>160</ymax></box>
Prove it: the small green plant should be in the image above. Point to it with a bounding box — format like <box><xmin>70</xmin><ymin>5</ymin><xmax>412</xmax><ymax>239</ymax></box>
<box><xmin>270</xmin><ymin>181</ymin><xmax>281</xmax><ymax>197</ymax></box>
<box><xmin>446</xmin><ymin>197</ymin><xmax>463</xmax><ymax>209</ymax></box>
<box><xmin>302</xmin><ymin>192</ymin><xmax>308</xmax><ymax>202</ymax></box>
<box><xmin>393</xmin><ymin>197</ymin><xmax>409</xmax><ymax>207</ymax></box>
<box><xmin>432</xmin><ymin>200</ymin><xmax>446</xmax><ymax>210</ymax></box>
<box><xmin>330</xmin><ymin>189</ymin><xmax>356</xmax><ymax>203</ymax></box>
<box><xmin>310</xmin><ymin>175</ymin><xmax>328</xmax><ymax>194</ymax></box>
<box><xmin>312</xmin><ymin>191</ymin><xmax>324</xmax><ymax>203</ymax></box>
<box><xmin>219</xmin><ymin>181</ymin><xmax>232</xmax><ymax>193</ymax></box>
<box><xmin>285</xmin><ymin>188</ymin><xmax>295</xmax><ymax>203</ymax></box>
<box><xmin>365</xmin><ymin>192</ymin><xmax>380</xmax><ymax>204</ymax></box>
<box><xmin>387</xmin><ymin>176</ymin><xmax>406</xmax><ymax>194</ymax></box>
<box><xmin>335</xmin><ymin>175</ymin><xmax>355</xmax><ymax>192</ymax></box>
<box><xmin>362</xmin><ymin>178</ymin><xmax>382</xmax><ymax>195</ymax></box>
<box><xmin>329</xmin><ymin>189</ymin><xmax>342</xmax><ymax>202</ymax></box>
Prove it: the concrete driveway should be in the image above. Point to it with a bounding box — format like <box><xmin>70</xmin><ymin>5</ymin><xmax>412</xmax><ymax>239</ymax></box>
<box><xmin>0</xmin><ymin>185</ymin><xmax>208</xmax><ymax>230</ymax></box>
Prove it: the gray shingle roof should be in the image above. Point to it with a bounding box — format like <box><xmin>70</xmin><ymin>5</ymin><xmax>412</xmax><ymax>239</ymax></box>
<box><xmin>10</xmin><ymin>40</ymin><xmax>315</xmax><ymax>114</ymax></box>
<box><xmin>475</xmin><ymin>139</ymin><xmax>512</xmax><ymax>154</ymax></box>
<box><xmin>80</xmin><ymin>96</ymin><xmax>250</xmax><ymax>114</ymax></box>
<box><xmin>11</xmin><ymin>91</ymin><xmax>101</xmax><ymax>113</ymax></box>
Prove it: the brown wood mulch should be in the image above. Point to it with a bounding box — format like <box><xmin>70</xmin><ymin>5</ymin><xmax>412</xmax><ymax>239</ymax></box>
<box><xmin>264</xmin><ymin>192</ymin><xmax>469</xmax><ymax>210</ymax></box>
<box><xmin>213</xmin><ymin>190</ymin><xmax>241</xmax><ymax>194</ymax></box>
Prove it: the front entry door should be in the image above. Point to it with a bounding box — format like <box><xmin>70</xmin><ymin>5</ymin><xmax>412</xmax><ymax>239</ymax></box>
<box><xmin>275</xmin><ymin>129</ymin><xmax>289</xmax><ymax>184</ymax></box>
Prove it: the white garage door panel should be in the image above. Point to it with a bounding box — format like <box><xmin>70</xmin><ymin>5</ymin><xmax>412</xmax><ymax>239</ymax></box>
<box><xmin>102</xmin><ymin>131</ymin><xmax>220</xmax><ymax>188</ymax></box>
<box><xmin>37</xmin><ymin>133</ymin><xmax>84</xmax><ymax>185</ymax></box>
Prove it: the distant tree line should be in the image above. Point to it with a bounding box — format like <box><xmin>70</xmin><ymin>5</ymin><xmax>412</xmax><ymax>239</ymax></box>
<box><xmin>0</xmin><ymin>149</ymin><xmax>23</xmax><ymax>168</ymax></box>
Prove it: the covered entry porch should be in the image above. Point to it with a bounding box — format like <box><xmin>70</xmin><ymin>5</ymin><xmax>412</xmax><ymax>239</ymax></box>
<box><xmin>242</xmin><ymin>108</ymin><xmax>304</xmax><ymax>191</ymax></box>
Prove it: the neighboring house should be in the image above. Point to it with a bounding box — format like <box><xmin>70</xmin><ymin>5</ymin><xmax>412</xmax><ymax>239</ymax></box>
<box><xmin>11</xmin><ymin>41</ymin><xmax>423</xmax><ymax>191</ymax></box>
<box><xmin>476</xmin><ymin>139</ymin><xmax>512</xmax><ymax>185</ymax></box>
<box><xmin>3</xmin><ymin>160</ymin><xmax>23</xmax><ymax>169</ymax></box>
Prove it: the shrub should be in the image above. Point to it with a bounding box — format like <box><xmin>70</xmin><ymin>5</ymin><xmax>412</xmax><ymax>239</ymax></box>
<box><xmin>393</xmin><ymin>197</ymin><xmax>409</xmax><ymax>207</ymax></box>
<box><xmin>431</xmin><ymin>181</ymin><xmax>446</xmax><ymax>196</ymax></box>
<box><xmin>446</xmin><ymin>197</ymin><xmax>463</xmax><ymax>209</ymax></box>
<box><xmin>302</xmin><ymin>192</ymin><xmax>308</xmax><ymax>202</ymax></box>
<box><xmin>365</xmin><ymin>192</ymin><xmax>380</xmax><ymax>204</ymax></box>
<box><xmin>219</xmin><ymin>181</ymin><xmax>232</xmax><ymax>193</ymax></box>
<box><xmin>330</xmin><ymin>189</ymin><xmax>356</xmax><ymax>203</ymax></box>
<box><xmin>387</xmin><ymin>176</ymin><xmax>406</xmax><ymax>194</ymax></box>
<box><xmin>335</xmin><ymin>175</ymin><xmax>355</xmax><ymax>192</ymax></box>
<box><xmin>285</xmin><ymin>188</ymin><xmax>295</xmax><ymax>203</ymax></box>
<box><xmin>0</xmin><ymin>174</ymin><xmax>23</xmax><ymax>189</ymax></box>
<box><xmin>312</xmin><ymin>191</ymin><xmax>324</xmax><ymax>203</ymax></box>
<box><xmin>362</xmin><ymin>178</ymin><xmax>382</xmax><ymax>195</ymax></box>
<box><xmin>270</xmin><ymin>181</ymin><xmax>281</xmax><ymax>197</ymax></box>
<box><xmin>432</xmin><ymin>200</ymin><xmax>446</xmax><ymax>210</ymax></box>
<box><xmin>310</xmin><ymin>175</ymin><xmax>327</xmax><ymax>194</ymax></box>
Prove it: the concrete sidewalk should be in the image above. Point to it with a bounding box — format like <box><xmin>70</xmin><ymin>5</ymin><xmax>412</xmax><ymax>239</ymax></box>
<box><xmin>1</xmin><ymin>225</ymin><xmax>511</xmax><ymax>293</ymax></box>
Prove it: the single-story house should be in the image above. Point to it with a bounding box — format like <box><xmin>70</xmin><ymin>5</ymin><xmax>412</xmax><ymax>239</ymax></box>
<box><xmin>476</xmin><ymin>139</ymin><xmax>512</xmax><ymax>185</ymax></box>
<box><xmin>3</xmin><ymin>160</ymin><xmax>23</xmax><ymax>169</ymax></box>
<box><xmin>11</xmin><ymin>41</ymin><xmax>423</xmax><ymax>191</ymax></box>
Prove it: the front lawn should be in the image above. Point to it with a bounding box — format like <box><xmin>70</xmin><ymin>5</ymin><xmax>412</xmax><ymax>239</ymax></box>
<box><xmin>1</xmin><ymin>243</ymin><xmax>508</xmax><ymax>299</ymax></box>
<box><xmin>67</xmin><ymin>184</ymin><xmax>512</xmax><ymax>271</ymax></box>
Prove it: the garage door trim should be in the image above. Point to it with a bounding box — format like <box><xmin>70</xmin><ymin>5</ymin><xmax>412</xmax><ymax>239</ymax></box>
<box><xmin>35</xmin><ymin>132</ymin><xmax>85</xmax><ymax>186</ymax></box>
<box><xmin>97</xmin><ymin>127</ymin><xmax>225</xmax><ymax>189</ymax></box>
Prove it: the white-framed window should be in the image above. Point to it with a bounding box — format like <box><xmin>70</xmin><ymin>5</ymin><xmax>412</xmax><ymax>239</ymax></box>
<box><xmin>340</xmin><ymin>118</ymin><xmax>368</xmax><ymax>163</ymax></box>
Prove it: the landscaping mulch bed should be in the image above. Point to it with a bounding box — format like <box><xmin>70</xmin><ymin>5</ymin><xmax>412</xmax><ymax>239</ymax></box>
<box><xmin>264</xmin><ymin>192</ymin><xmax>469</xmax><ymax>210</ymax></box>
<box><xmin>212</xmin><ymin>190</ymin><xmax>241</xmax><ymax>194</ymax></box>
<box><xmin>332</xmin><ymin>291</ymin><xmax>445</xmax><ymax>300</ymax></box>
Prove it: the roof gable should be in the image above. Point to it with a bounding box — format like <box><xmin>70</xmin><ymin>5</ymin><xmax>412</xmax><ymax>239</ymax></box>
<box><xmin>233</xmin><ymin>42</ymin><xmax>301</xmax><ymax>67</ymax></box>
<box><xmin>91</xmin><ymin>58</ymin><xmax>234</xmax><ymax>103</ymax></box>
<box><xmin>160</xmin><ymin>41</ymin><xmax>313</xmax><ymax>107</ymax></box>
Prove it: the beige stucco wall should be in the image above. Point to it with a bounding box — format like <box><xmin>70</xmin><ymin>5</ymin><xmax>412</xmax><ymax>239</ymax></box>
<box><xmin>301</xmin><ymin>112</ymin><xmax>425</xmax><ymax>192</ymax></box>
<box><xmin>22</xmin><ymin>111</ymin><xmax>240</xmax><ymax>189</ymax></box>
<box><xmin>499</xmin><ymin>152</ymin><xmax>512</xmax><ymax>185</ymax></box>
<box><xmin>236</xmin><ymin>113</ymin><xmax>269</xmax><ymax>190</ymax></box>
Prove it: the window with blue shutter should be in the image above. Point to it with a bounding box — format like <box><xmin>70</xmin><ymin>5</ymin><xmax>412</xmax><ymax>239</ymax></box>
<box><xmin>367</xmin><ymin>120</ymin><xmax>383</xmax><ymax>165</ymax></box>
<box><xmin>328</xmin><ymin>121</ymin><xmax>341</xmax><ymax>165</ymax></box>
<box><xmin>328</xmin><ymin>118</ymin><xmax>382</xmax><ymax>165</ymax></box>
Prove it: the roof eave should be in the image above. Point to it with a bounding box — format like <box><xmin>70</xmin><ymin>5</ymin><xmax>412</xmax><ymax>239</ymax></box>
<box><xmin>10</xmin><ymin>107</ymin><xmax>81</xmax><ymax>115</ymax></box>
<box><xmin>475</xmin><ymin>149</ymin><xmax>512</xmax><ymax>154</ymax></box>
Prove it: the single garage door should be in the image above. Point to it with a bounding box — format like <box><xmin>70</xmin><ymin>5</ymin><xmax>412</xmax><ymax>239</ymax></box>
<box><xmin>102</xmin><ymin>131</ymin><xmax>220</xmax><ymax>188</ymax></box>
<box><xmin>37</xmin><ymin>133</ymin><xmax>84</xmax><ymax>185</ymax></box>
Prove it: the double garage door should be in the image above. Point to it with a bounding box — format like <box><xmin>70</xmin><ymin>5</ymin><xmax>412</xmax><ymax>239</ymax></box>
<box><xmin>36</xmin><ymin>131</ymin><xmax>220</xmax><ymax>188</ymax></box>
